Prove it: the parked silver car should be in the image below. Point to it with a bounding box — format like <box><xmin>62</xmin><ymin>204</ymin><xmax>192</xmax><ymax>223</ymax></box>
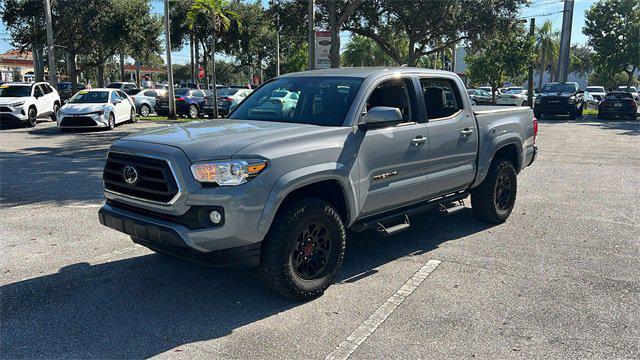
<box><xmin>125</xmin><ymin>88</ymin><xmax>163</xmax><ymax>117</ymax></box>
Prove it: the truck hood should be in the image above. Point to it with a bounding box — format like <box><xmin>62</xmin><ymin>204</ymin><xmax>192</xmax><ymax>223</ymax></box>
<box><xmin>121</xmin><ymin>119</ymin><xmax>326</xmax><ymax>162</ymax></box>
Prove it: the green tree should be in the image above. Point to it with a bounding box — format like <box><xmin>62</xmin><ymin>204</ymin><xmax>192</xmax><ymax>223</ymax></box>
<box><xmin>317</xmin><ymin>0</ymin><xmax>366</xmax><ymax>68</ymax></box>
<box><xmin>466</xmin><ymin>27</ymin><xmax>534</xmax><ymax>103</ymax></box>
<box><xmin>341</xmin><ymin>35</ymin><xmax>394</xmax><ymax>67</ymax></box>
<box><xmin>569</xmin><ymin>44</ymin><xmax>594</xmax><ymax>77</ymax></box>
<box><xmin>584</xmin><ymin>0</ymin><xmax>640</xmax><ymax>87</ymax></box>
<box><xmin>534</xmin><ymin>19</ymin><xmax>559</xmax><ymax>89</ymax></box>
<box><xmin>345</xmin><ymin>0</ymin><xmax>527</xmax><ymax>66</ymax></box>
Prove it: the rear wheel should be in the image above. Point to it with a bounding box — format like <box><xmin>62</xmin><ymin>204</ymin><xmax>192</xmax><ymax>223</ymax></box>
<box><xmin>139</xmin><ymin>104</ymin><xmax>150</xmax><ymax>117</ymax></box>
<box><xmin>522</xmin><ymin>101</ymin><xmax>528</xmax><ymax>107</ymax></box>
<box><xmin>188</xmin><ymin>104</ymin><xmax>199</xmax><ymax>119</ymax></box>
<box><xmin>107</xmin><ymin>113</ymin><xmax>115</xmax><ymax>130</ymax></box>
<box><xmin>471</xmin><ymin>158</ymin><xmax>517</xmax><ymax>223</ymax></box>
<box><xmin>50</xmin><ymin>102</ymin><xmax>59</xmax><ymax>121</ymax></box>
<box><xmin>259</xmin><ymin>198</ymin><xmax>346</xmax><ymax>301</ymax></box>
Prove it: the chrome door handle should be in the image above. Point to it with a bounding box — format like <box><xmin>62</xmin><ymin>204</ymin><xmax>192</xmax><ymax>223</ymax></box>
<box><xmin>461</xmin><ymin>128</ymin><xmax>474</xmax><ymax>137</ymax></box>
<box><xmin>411</xmin><ymin>136</ymin><xmax>427</xmax><ymax>146</ymax></box>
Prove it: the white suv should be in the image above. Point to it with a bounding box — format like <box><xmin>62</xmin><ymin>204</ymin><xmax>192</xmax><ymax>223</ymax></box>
<box><xmin>0</xmin><ymin>82</ymin><xmax>61</xmax><ymax>127</ymax></box>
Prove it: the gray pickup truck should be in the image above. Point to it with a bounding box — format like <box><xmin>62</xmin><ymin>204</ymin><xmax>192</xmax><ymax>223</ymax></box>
<box><xmin>99</xmin><ymin>68</ymin><xmax>538</xmax><ymax>300</ymax></box>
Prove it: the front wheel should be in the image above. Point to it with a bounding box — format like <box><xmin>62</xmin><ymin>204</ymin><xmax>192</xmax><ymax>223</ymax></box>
<box><xmin>129</xmin><ymin>108</ymin><xmax>137</xmax><ymax>123</ymax></box>
<box><xmin>50</xmin><ymin>103</ymin><xmax>59</xmax><ymax>121</ymax></box>
<box><xmin>26</xmin><ymin>107</ymin><xmax>37</xmax><ymax>128</ymax></box>
<box><xmin>107</xmin><ymin>113</ymin><xmax>115</xmax><ymax>130</ymax></box>
<box><xmin>259</xmin><ymin>198</ymin><xmax>346</xmax><ymax>301</ymax></box>
<box><xmin>471</xmin><ymin>158</ymin><xmax>518</xmax><ymax>223</ymax></box>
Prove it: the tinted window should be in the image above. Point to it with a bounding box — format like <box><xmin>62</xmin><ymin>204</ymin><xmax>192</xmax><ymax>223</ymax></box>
<box><xmin>42</xmin><ymin>84</ymin><xmax>53</xmax><ymax>94</ymax></box>
<box><xmin>420</xmin><ymin>78</ymin><xmax>464</xmax><ymax>120</ymax></box>
<box><xmin>116</xmin><ymin>90</ymin><xmax>127</xmax><ymax>99</ymax></box>
<box><xmin>0</xmin><ymin>85</ymin><xmax>31</xmax><ymax>97</ymax></box>
<box><xmin>585</xmin><ymin>86</ymin><xmax>605</xmax><ymax>92</ymax></box>
<box><xmin>230</xmin><ymin>76</ymin><xmax>363</xmax><ymax>126</ymax></box>
<box><xmin>192</xmin><ymin>90</ymin><xmax>205</xmax><ymax>98</ymax></box>
<box><xmin>124</xmin><ymin>83</ymin><xmax>135</xmax><ymax>90</ymax></box>
<box><xmin>366</xmin><ymin>78</ymin><xmax>415</xmax><ymax>123</ymax></box>
<box><xmin>110</xmin><ymin>91</ymin><xmax>119</xmax><ymax>103</ymax></box>
<box><xmin>605</xmin><ymin>92</ymin><xmax>633</xmax><ymax>100</ymax></box>
<box><xmin>33</xmin><ymin>85</ymin><xmax>44</xmax><ymax>97</ymax></box>
<box><xmin>70</xmin><ymin>91</ymin><xmax>110</xmax><ymax>103</ymax></box>
<box><xmin>126</xmin><ymin>89</ymin><xmax>142</xmax><ymax>95</ymax></box>
<box><xmin>218</xmin><ymin>88</ymin><xmax>241</xmax><ymax>96</ymax></box>
<box><xmin>57</xmin><ymin>83</ymin><xmax>71</xmax><ymax>90</ymax></box>
<box><xmin>145</xmin><ymin>90</ymin><xmax>158</xmax><ymax>97</ymax></box>
<box><xmin>175</xmin><ymin>89</ymin><xmax>189</xmax><ymax>96</ymax></box>
<box><xmin>542</xmin><ymin>83</ymin><xmax>577</xmax><ymax>93</ymax></box>
<box><xmin>106</xmin><ymin>83</ymin><xmax>121</xmax><ymax>89</ymax></box>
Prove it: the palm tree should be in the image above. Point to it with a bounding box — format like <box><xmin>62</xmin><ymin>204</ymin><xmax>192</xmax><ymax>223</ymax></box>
<box><xmin>188</xmin><ymin>0</ymin><xmax>241</xmax><ymax>118</ymax></box>
<box><xmin>343</xmin><ymin>35</ymin><xmax>375</xmax><ymax>67</ymax></box>
<box><xmin>534</xmin><ymin>20</ymin><xmax>559</xmax><ymax>89</ymax></box>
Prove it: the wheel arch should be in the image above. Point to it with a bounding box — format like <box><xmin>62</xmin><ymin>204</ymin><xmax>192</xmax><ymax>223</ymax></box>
<box><xmin>471</xmin><ymin>140</ymin><xmax>522</xmax><ymax>189</ymax></box>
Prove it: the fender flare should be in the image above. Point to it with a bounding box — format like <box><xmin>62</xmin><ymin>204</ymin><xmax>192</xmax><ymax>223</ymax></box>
<box><xmin>257</xmin><ymin>162</ymin><xmax>358</xmax><ymax>235</ymax></box>
<box><xmin>472</xmin><ymin>138</ymin><xmax>523</xmax><ymax>189</ymax></box>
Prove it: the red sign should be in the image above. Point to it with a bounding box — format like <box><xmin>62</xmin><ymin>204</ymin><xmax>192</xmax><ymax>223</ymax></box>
<box><xmin>198</xmin><ymin>66</ymin><xmax>205</xmax><ymax>79</ymax></box>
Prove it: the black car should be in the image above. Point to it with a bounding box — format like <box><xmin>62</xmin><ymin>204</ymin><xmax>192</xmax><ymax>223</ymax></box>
<box><xmin>534</xmin><ymin>82</ymin><xmax>584</xmax><ymax>120</ymax></box>
<box><xmin>57</xmin><ymin>82</ymin><xmax>86</xmax><ymax>101</ymax></box>
<box><xmin>155</xmin><ymin>89</ymin><xmax>209</xmax><ymax>119</ymax></box>
<box><xmin>597</xmin><ymin>92</ymin><xmax>638</xmax><ymax>120</ymax></box>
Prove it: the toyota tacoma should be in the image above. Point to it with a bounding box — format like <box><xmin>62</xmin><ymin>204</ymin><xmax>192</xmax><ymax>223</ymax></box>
<box><xmin>99</xmin><ymin>68</ymin><xmax>538</xmax><ymax>300</ymax></box>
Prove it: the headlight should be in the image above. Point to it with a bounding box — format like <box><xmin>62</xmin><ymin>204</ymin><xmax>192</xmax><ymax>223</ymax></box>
<box><xmin>86</xmin><ymin>110</ymin><xmax>105</xmax><ymax>116</ymax></box>
<box><xmin>11</xmin><ymin>101</ymin><xmax>25</xmax><ymax>107</ymax></box>
<box><xmin>190</xmin><ymin>159</ymin><xmax>267</xmax><ymax>186</ymax></box>
<box><xmin>568</xmin><ymin>96</ymin><xmax>576</xmax><ymax>104</ymax></box>
<box><xmin>534</xmin><ymin>96</ymin><xmax>541</xmax><ymax>104</ymax></box>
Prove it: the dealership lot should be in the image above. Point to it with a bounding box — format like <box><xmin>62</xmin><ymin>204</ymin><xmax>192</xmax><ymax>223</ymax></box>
<box><xmin>1</xmin><ymin>117</ymin><xmax>638</xmax><ymax>358</ymax></box>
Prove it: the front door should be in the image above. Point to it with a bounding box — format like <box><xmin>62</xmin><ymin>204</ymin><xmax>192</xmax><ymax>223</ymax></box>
<box><xmin>421</xmin><ymin>77</ymin><xmax>478</xmax><ymax>198</ymax></box>
<box><xmin>358</xmin><ymin>77</ymin><xmax>429</xmax><ymax>216</ymax></box>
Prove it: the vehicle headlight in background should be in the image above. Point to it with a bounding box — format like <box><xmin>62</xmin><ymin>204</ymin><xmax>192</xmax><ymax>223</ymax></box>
<box><xmin>534</xmin><ymin>97</ymin><xmax>541</xmax><ymax>104</ymax></box>
<box><xmin>567</xmin><ymin>96</ymin><xmax>576</xmax><ymax>104</ymax></box>
<box><xmin>11</xmin><ymin>101</ymin><xmax>25</xmax><ymax>107</ymax></box>
<box><xmin>191</xmin><ymin>159</ymin><xmax>267</xmax><ymax>186</ymax></box>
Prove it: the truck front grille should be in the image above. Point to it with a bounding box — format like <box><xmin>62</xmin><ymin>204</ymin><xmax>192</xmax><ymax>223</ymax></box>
<box><xmin>103</xmin><ymin>152</ymin><xmax>180</xmax><ymax>204</ymax></box>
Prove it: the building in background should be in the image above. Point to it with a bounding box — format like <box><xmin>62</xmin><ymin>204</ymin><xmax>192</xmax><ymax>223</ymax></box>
<box><xmin>0</xmin><ymin>50</ymin><xmax>35</xmax><ymax>82</ymax></box>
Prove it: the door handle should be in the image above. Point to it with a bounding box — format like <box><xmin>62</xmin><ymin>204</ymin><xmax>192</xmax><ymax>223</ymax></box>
<box><xmin>461</xmin><ymin>128</ymin><xmax>474</xmax><ymax>137</ymax></box>
<box><xmin>411</xmin><ymin>135</ymin><xmax>427</xmax><ymax>146</ymax></box>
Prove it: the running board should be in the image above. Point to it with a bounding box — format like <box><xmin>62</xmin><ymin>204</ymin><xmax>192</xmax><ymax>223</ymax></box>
<box><xmin>439</xmin><ymin>199</ymin><xmax>466</xmax><ymax>215</ymax></box>
<box><xmin>376</xmin><ymin>215</ymin><xmax>410</xmax><ymax>236</ymax></box>
<box><xmin>350</xmin><ymin>191</ymin><xmax>469</xmax><ymax>233</ymax></box>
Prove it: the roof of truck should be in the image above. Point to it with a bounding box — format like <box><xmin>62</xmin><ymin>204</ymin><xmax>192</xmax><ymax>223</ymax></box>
<box><xmin>278</xmin><ymin>67</ymin><xmax>454</xmax><ymax>79</ymax></box>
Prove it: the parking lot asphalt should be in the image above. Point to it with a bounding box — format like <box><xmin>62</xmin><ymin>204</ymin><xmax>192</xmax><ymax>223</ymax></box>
<box><xmin>1</xmin><ymin>116</ymin><xmax>639</xmax><ymax>359</ymax></box>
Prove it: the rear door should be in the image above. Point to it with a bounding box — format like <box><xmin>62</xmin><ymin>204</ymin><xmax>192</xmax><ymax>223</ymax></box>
<box><xmin>421</xmin><ymin>76</ymin><xmax>478</xmax><ymax>198</ymax></box>
<box><xmin>357</xmin><ymin>76</ymin><xmax>430</xmax><ymax>216</ymax></box>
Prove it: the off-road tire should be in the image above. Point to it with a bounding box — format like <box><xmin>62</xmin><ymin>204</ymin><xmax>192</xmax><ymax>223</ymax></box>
<box><xmin>471</xmin><ymin>158</ymin><xmax>517</xmax><ymax>223</ymax></box>
<box><xmin>259</xmin><ymin>198</ymin><xmax>346</xmax><ymax>301</ymax></box>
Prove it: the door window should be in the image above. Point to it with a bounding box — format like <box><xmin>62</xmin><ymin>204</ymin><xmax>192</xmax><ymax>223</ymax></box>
<box><xmin>192</xmin><ymin>90</ymin><xmax>205</xmax><ymax>98</ymax></box>
<box><xmin>33</xmin><ymin>85</ymin><xmax>44</xmax><ymax>98</ymax></box>
<box><xmin>420</xmin><ymin>78</ymin><xmax>463</xmax><ymax>120</ymax></box>
<box><xmin>366</xmin><ymin>78</ymin><xmax>415</xmax><ymax>123</ymax></box>
<box><xmin>110</xmin><ymin>91</ymin><xmax>119</xmax><ymax>103</ymax></box>
<box><xmin>42</xmin><ymin>84</ymin><xmax>53</xmax><ymax>94</ymax></box>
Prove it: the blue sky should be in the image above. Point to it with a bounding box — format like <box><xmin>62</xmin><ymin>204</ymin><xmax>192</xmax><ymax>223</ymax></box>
<box><xmin>1</xmin><ymin>0</ymin><xmax>597</xmax><ymax>65</ymax></box>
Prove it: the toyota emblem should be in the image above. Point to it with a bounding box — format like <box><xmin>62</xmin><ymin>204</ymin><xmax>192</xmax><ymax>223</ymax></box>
<box><xmin>122</xmin><ymin>165</ymin><xmax>139</xmax><ymax>185</ymax></box>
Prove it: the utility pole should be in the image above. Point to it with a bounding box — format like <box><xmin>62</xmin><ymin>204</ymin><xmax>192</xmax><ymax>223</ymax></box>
<box><xmin>528</xmin><ymin>17</ymin><xmax>535</xmax><ymax>108</ymax></box>
<box><xmin>556</xmin><ymin>0</ymin><xmax>574</xmax><ymax>83</ymax></box>
<box><xmin>190</xmin><ymin>33</ymin><xmax>196</xmax><ymax>83</ymax></box>
<box><xmin>43</xmin><ymin>0</ymin><xmax>57</xmax><ymax>86</ymax></box>
<box><xmin>276</xmin><ymin>6</ymin><xmax>281</xmax><ymax>76</ymax></box>
<box><xmin>163</xmin><ymin>0</ymin><xmax>177</xmax><ymax>119</ymax></box>
<box><xmin>307</xmin><ymin>0</ymin><xmax>315</xmax><ymax>70</ymax></box>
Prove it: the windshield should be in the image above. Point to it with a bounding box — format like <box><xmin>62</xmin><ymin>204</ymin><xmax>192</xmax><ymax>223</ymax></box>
<box><xmin>230</xmin><ymin>77</ymin><xmax>364</xmax><ymax>126</ymax></box>
<box><xmin>605</xmin><ymin>92</ymin><xmax>633</xmax><ymax>100</ymax></box>
<box><xmin>0</xmin><ymin>85</ymin><xmax>31</xmax><ymax>97</ymax></box>
<box><xmin>542</xmin><ymin>84</ymin><xmax>577</xmax><ymax>93</ymax></box>
<box><xmin>585</xmin><ymin>86</ymin><xmax>604</xmax><ymax>92</ymax></box>
<box><xmin>218</xmin><ymin>88</ymin><xmax>241</xmax><ymax>96</ymax></box>
<box><xmin>69</xmin><ymin>91</ymin><xmax>109</xmax><ymax>103</ymax></box>
<box><xmin>505</xmin><ymin>90</ymin><xmax>525</xmax><ymax>95</ymax></box>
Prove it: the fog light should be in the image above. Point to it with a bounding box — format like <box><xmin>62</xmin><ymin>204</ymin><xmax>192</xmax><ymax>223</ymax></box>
<box><xmin>209</xmin><ymin>210</ymin><xmax>222</xmax><ymax>224</ymax></box>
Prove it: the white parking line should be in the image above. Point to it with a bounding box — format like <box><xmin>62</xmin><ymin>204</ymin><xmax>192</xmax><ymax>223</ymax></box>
<box><xmin>325</xmin><ymin>259</ymin><xmax>442</xmax><ymax>360</ymax></box>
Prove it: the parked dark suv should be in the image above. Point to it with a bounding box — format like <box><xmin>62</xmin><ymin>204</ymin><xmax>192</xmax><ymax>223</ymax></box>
<box><xmin>534</xmin><ymin>82</ymin><xmax>584</xmax><ymax>119</ymax></box>
<box><xmin>57</xmin><ymin>82</ymin><xmax>86</xmax><ymax>101</ymax></box>
<box><xmin>155</xmin><ymin>89</ymin><xmax>209</xmax><ymax>119</ymax></box>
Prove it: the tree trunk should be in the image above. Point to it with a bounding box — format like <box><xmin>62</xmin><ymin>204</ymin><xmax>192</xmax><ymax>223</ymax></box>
<box><xmin>328</xmin><ymin>1</ymin><xmax>340</xmax><ymax>68</ymax></box>
<box><xmin>33</xmin><ymin>47</ymin><xmax>45</xmax><ymax>82</ymax></box>
<box><xmin>626</xmin><ymin>66</ymin><xmax>637</xmax><ymax>87</ymax></box>
<box><xmin>492</xmin><ymin>84</ymin><xmax>497</xmax><ymax>104</ymax></box>
<box><xmin>195</xmin><ymin>39</ymin><xmax>200</xmax><ymax>85</ymax></box>
<box><xmin>190</xmin><ymin>32</ymin><xmax>195</xmax><ymax>83</ymax></box>
<box><xmin>135</xmin><ymin>59</ymin><xmax>141</xmax><ymax>87</ymax></box>
<box><xmin>538</xmin><ymin>60</ymin><xmax>545</xmax><ymax>90</ymax></box>
<box><xmin>119</xmin><ymin>53</ymin><xmax>126</xmax><ymax>81</ymax></box>
<box><xmin>97</xmin><ymin>65</ymin><xmax>104</xmax><ymax>87</ymax></box>
<box><xmin>66</xmin><ymin>51</ymin><xmax>78</xmax><ymax>93</ymax></box>
<box><xmin>211</xmin><ymin>30</ymin><xmax>218</xmax><ymax>118</ymax></box>
<box><xmin>407</xmin><ymin>40</ymin><xmax>416</xmax><ymax>67</ymax></box>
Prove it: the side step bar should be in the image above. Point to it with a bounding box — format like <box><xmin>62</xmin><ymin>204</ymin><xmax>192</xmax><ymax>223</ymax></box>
<box><xmin>350</xmin><ymin>191</ymin><xmax>469</xmax><ymax>234</ymax></box>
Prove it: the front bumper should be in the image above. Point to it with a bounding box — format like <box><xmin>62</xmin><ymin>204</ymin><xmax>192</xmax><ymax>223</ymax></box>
<box><xmin>534</xmin><ymin>102</ymin><xmax>576</xmax><ymax>115</ymax></box>
<box><xmin>57</xmin><ymin>113</ymin><xmax>108</xmax><ymax>128</ymax></box>
<box><xmin>0</xmin><ymin>105</ymin><xmax>28</xmax><ymax>122</ymax></box>
<box><xmin>99</xmin><ymin>203</ymin><xmax>261</xmax><ymax>267</ymax></box>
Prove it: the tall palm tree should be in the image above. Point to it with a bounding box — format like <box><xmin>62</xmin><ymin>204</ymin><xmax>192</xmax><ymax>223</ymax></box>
<box><xmin>343</xmin><ymin>35</ymin><xmax>375</xmax><ymax>67</ymax></box>
<box><xmin>534</xmin><ymin>20</ymin><xmax>559</xmax><ymax>89</ymax></box>
<box><xmin>188</xmin><ymin>0</ymin><xmax>241</xmax><ymax>118</ymax></box>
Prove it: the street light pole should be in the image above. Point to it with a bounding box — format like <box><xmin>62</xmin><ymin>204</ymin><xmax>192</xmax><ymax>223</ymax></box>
<box><xmin>528</xmin><ymin>17</ymin><xmax>535</xmax><ymax>108</ymax></box>
<box><xmin>307</xmin><ymin>0</ymin><xmax>315</xmax><ymax>70</ymax></box>
<box><xmin>556</xmin><ymin>0</ymin><xmax>574</xmax><ymax>83</ymax></box>
<box><xmin>163</xmin><ymin>0</ymin><xmax>177</xmax><ymax>119</ymax></box>
<box><xmin>43</xmin><ymin>0</ymin><xmax>57</xmax><ymax>86</ymax></box>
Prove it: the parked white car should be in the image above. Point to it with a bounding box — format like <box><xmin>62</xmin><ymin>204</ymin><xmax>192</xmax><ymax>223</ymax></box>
<box><xmin>617</xmin><ymin>86</ymin><xmax>639</xmax><ymax>102</ymax></box>
<box><xmin>57</xmin><ymin>88</ymin><xmax>135</xmax><ymax>131</ymax></box>
<box><xmin>0</xmin><ymin>82</ymin><xmax>61</xmax><ymax>127</ymax></box>
<box><xmin>496</xmin><ymin>89</ymin><xmax>534</xmax><ymax>106</ymax></box>
<box><xmin>585</xmin><ymin>86</ymin><xmax>606</xmax><ymax>102</ymax></box>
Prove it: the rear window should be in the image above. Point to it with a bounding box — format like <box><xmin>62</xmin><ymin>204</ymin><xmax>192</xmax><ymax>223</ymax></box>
<box><xmin>218</xmin><ymin>88</ymin><xmax>241</xmax><ymax>96</ymax></box>
<box><xmin>174</xmin><ymin>89</ymin><xmax>189</xmax><ymax>96</ymax></box>
<box><xmin>126</xmin><ymin>89</ymin><xmax>142</xmax><ymax>95</ymax></box>
<box><xmin>605</xmin><ymin>92</ymin><xmax>633</xmax><ymax>100</ymax></box>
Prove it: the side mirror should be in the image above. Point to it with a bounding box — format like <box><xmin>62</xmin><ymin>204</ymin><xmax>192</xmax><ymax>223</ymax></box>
<box><xmin>113</xmin><ymin>99</ymin><xmax>122</xmax><ymax>104</ymax></box>
<box><xmin>359</xmin><ymin>106</ymin><xmax>403</xmax><ymax>130</ymax></box>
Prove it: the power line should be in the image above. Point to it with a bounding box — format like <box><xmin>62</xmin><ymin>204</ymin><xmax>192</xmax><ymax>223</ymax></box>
<box><xmin>519</xmin><ymin>9</ymin><xmax>568</xmax><ymax>19</ymax></box>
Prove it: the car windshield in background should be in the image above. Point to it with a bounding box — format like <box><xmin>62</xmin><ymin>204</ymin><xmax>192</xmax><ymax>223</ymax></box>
<box><xmin>230</xmin><ymin>77</ymin><xmax>363</xmax><ymax>126</ymax></box>
<box><xmin>218</xmin><ymin>88</ymin><xmax>241</xmax><ymax>96</ymax></box>
<box><xmin>585</xmin><ymin>87</ymin><xmax>605</xmax><ymax>92</ymax></box>
<box><xmin>0</xmin><ymin>85</ymin><xmax>31</xmax><ymax>97</ymax></box>
<box><xmin>69</xmin><ymin>91</ymin><xmax>109</xmax><ymax>103</ymax></box>
<box><xmin>605</xmin><ymin>92</ymin><xmax>633</xmax><ymax>100</ymax></box>
<box><xmin>57</xmin><ymin>83</ymin><xmax>72</xmax><ymax>90</ymax></box>
<box><xmin>541</xmin><ymin>84</ymin><xmax>576</xmax><ymax>93</ymax></box>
